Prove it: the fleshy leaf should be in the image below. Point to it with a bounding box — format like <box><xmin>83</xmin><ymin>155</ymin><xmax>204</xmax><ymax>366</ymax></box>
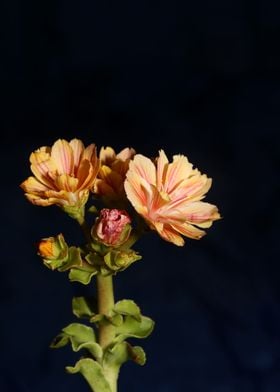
<box><xmin>66</xmin><ymin>358</ymin><xmax>112</xmax><ymax>392</ymax></box>
<box><xmin>114</xmin><ymin>300</ymin><xmax>141</xmax><ymax>321</ymax></box>
<box><xmin>103</xmin><ymin>342</ymin><xmax>129</xmax><ymax>369</ymax></box>
<box><xmin>127</xmin><ymin>345</ymin><xmax>146</xmax><ymax>365</ymax></box>
<box><xmin>114</xmin><ymin>315</ymin><xmax>155</xmax><ymax>343</ymax></box>
<box><xmin>58</xmin><ymin>246</ymin><xmax>83</xmax><ymax>271</ymax></box>
<box><xmin>51</xmin><ymin>323</ymin><xmax>102</xmax><ymax>360</ymax></box>
<box><xmin>72</xmin><ymin>296</ymin><xmax>96</xmax><ymax>319</ymax></box>
<box><xmin>105</xmin><ymin>314</ymin><xmax>123</xmax><ymax>327</ymax></box>
<box><xmin>104</xmin><ymin>342</ymin><xmax>146</xmax><ymax>370</ymax></box>
<box><xmin>69</xmin><ymin>265</ymin><xmax>97</xmax><ymax>285</ymax></box>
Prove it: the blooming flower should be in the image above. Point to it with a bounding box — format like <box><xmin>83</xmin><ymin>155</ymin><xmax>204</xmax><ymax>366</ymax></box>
<box><xmin>20</xmin><ymin>139</ymin><xmax>99</xmax><ymax>212</ymax></box>
<box><xmin>93</xmin><ymin>146</ymin><xmax>135</xmax><ymax>203</ymax></box>
<box><xmin>92</xmin><ymin>208</ymin><xmax>131</xmax><ymax>247</ymax></box>
<box><xmin>124</xmin><ymin>150</ymin><xmax>220</xmax><ymax>246</ymax></box>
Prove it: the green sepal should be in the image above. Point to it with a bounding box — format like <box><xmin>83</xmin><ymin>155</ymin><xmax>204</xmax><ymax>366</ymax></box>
<box><xmin>61</xmin><ymin>199</ymin><xmax>86</xmax><ymax>222</ymax></box>
<box><xmin>66</xmin><ymin>358</ymin><xmax>112</xmax><ymax>392</ymax></box>
<box><xmin>114</xmin><ymin>315</ymin><xmax>155</xmax><ymax>343</ymax></box>
<box><xmin>103</xmin><ymin>249</ymin><xmax>141</xmax><ymax>272</ymax></box>
<box><xmin>88</xmin><ymin>205</ymin><xmax>98</xmax><ymax>214</ymax></box>
<box><xmin>113</xmin><ymin>300</ymin><xmax>141</xmax><ymax>321</ymax></box>
<box><xmin>50</xmin><ymin>323</ymin><xmax>102</xmax><ymax>361</ymax></box>
<box><xmin>72</xmin><ymin>296</ymin><xmax>96</xmax><ymax>319</ymax></box>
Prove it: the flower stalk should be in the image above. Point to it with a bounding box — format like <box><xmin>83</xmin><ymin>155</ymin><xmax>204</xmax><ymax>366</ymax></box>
<box><xmin>21</xmin><ymin>138</ymin><xmax>221</xmax><ymax>392</ymax></box>
<box><xmin>96</xmin><ymin>274</ymin><xmax>118</xmax><ymax>392</ymax></box>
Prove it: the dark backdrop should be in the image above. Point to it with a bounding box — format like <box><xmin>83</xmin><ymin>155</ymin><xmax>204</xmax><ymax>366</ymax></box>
<box><xmin>1</xmin><ymin>1</ymin><xmax>280</xmax><ymax>391</ymax></box>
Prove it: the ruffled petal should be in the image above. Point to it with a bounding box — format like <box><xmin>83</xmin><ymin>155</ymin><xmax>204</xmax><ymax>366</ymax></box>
<box><xmin>168</xmin><ymin>175</ymin><xmax>212</xmax><ymax>206</ymax></box>
<box><xmin>170</xmin><ymin>222</ymin><xmax>206</xmax><ymax>240</ymax></box>
<box><xmin>51</xmin><ymin>139</ymin><xmax>74</xmax><ymax>175</ymax></box>
<box><xmin>124</xmin><ymin>174</ymin><xmax>149</xmax><ymax>216</ymax></box>
<box><xmin>99</xmin><ymin>146</ymin><xmax>116</xmax><ymax>165</ymax></box>
<box><xmin>30</xmin><ymin>149</ymin><xmax>57</xmax><ymax>188</ymax></box>
<box><xmin>83</xmin><ymin>144</ymin><xmax>96</xmax><ymax>161</ymax></box>
<box><xmin>128</xmin><ymin>154</ymin><xmax>156</xmax><ymax>186</ymax></box>
<box><xmin>116</xmin><ymin>147</ymin><xmax>136</xmax><ymax>161</ymax></box>
<box><xmin>177</xmin><ymin>201</ymin><xmax>220</xmax><ymax>226</ymax></box>
<box><xmin>155</xmin><ymin>223</ymin><xmax>185</xmax><ymax>246</ymax></box>
<box><xmin>156</xmin><ymin>149</ymin><xmax>169</xmax><ymax>189</ymax></box>
<box><xmin>20</xmin><ymin>176</ymin><xmax>49</xmax><ymax>194</ymax></box>
<box><xmin>164</xmin><ymin>154</ymin><xmax>193</xmax><ymax>194</ymax></box>
<box><xmin>55</xmin><ymin>174</ymin><xmax>79</xmax><ymax>192</ymax></box>
<box><xmin>70</xmin><ymin>139</ymin><xmax>84</xmax><ymax>173</ymax></box>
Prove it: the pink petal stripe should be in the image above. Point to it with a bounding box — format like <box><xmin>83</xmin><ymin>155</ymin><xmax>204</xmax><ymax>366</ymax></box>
<box><xmin>51</xmin><ymin>139</ymin><xmax>74</xmax><ymax>175</ymax></box>
<box><xmin>70</xmin><ymin>139</ymin><xmax>84</xmax><ymax>174</ymax></box>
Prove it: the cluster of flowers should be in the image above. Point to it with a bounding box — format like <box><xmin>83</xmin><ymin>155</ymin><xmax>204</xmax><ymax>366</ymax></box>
<box><xmin>21</xmin><ymin>138</ymin><xmax>220</xmax><ymax>248</ymax></box>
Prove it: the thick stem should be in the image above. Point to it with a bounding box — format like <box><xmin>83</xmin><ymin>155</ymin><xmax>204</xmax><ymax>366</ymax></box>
<box><xmin>77</xmin><ymin>216</ymin><xmax>118</xmax><ymax>392</ymax></box>
<box><xmin>96</xmin><ymin>274</ymin><xmax>115</xmax><ymax>348</ymax></box>
<box><xmin>97</xmin><ymin>274</ymin><xmax>118</xmax><ymax>392</ymax></box>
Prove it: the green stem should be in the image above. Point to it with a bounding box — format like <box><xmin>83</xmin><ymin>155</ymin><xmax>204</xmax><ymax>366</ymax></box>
<box><xmin>97</xmin><ymin>274</ymin><xmax>118</xmax><ymax>392</ymax></box>
<box><xmin>96</xmin><ymin>274</ymin><xmax>115</xmax><ymax>348</ymax></box>
<box><xmin>77</xmin><ymin>216</ymin><xmax>118</xmax><ymax>392</ymax></box>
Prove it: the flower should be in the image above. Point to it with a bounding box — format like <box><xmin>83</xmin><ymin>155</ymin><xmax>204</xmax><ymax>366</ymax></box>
<box><xmin>92</xmin><ymin>208</ymin><xmax>132</xmax><ymax>247</ymax></box>
<box><xmin>124</xmin><ymin>150</ymin><xmax>220</xmax><ymax>246</ymax></box>
<box><xmin>20</xmin><ymin>139</ymin><xmax>99</xmax><ymax>214</ymax></box>
<box><xmin>93</xmin><ymin>146</ymin><xmax>135</xmax><ymax>203</ymax></box>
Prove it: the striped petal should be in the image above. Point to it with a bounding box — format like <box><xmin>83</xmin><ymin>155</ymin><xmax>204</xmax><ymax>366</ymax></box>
<box><xmin>51</xmin><ymin>139</ymin><xmax>74</xmax><ymax>175</ymax></box>
<box><xmin>70</xmin><ymin>139</ymin><xmax>85</xmax><ymax>173</ymax></box>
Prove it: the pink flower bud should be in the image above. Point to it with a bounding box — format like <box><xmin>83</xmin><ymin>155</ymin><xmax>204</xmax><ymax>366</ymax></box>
<box><xmin>93</xmin><ymin>208</ymin><xmax>131</xmax><ymax>247</ymax></box>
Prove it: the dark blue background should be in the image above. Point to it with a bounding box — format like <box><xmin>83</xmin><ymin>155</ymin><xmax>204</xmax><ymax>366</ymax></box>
<box><xmin>1</xmin><ymin>1</ymin><xmax>280</xmax><ymax>391</ymax></box>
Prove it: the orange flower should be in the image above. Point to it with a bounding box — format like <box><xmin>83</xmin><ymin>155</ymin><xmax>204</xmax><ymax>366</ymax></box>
<box><xmin>124</xmin><ymin>150</ymin><xmax>220</xmax><ymax>246</ymax></box>
<box><xmin>20</xmin><ymin>139</ymin><xmax>99</xmax><ymax>211</ymax></box>
<box><xmin>93</xmin><ymin>146</ymin><xmax>135</xmax><ymax>203</ymax></box>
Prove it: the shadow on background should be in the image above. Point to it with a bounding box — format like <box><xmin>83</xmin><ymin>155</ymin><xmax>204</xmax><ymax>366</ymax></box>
<box><xmin>1</xmin><ymin>1</ymin><xmax>280</xmax><ymax>391</ymax></box>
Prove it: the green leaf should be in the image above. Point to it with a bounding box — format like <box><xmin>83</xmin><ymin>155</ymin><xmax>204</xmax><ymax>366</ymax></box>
<box><xmin>103</xmin><ymin>342</ymin><xmax>129</xmax><ymax>369</ymax></box>
<box><xmin>104</xmin><ymin>342</ymin><xmax>146</xmax><ymax>369</ymax></box>
<box><xmin>127</xmin><ymin>345</ymin><xmax>146</xmax><ymax>366</ymax></box>
<box><xmin>69</xmin><ymin>266</ymin><xmax>97</xmax><ymax>285</ymax></box>
<box><xmin>66</xmin><ymin>358</ymin><xmax>112</xmax><ymax>392</ymax></box>
<box><xmin>72</xmin><ymin>296</ymin><xmax>96</xmax><ymax>319</ymax></box>
<box><xmin>114</xmin><ymin>300</ymin><xmax>141</xmax><ymax>321</ymax></box>
<box><xmin>58</xmin><ymin>247</ymin><xmax>83</xmax><ymax>272</ymax></box>
<box><xmin>114</xmin><ymin>315</ymin><xmax>155</xmax><ymax>343</ymax></box>
<box><xmin>51</xmin><ymin>323</ymin><xmax>102</xmax><ymax>360</ymax></box>
<box><xmin>105</xmin><ymin>314</ymin><xmax>123</xmax><ymax>327</ymax></box>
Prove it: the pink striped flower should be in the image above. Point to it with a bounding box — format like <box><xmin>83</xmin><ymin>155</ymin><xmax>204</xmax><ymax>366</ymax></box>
<box><xmin>20</xmin><ymin>139</ymin><xmax>99</xmax><ymax>210</ymax></box>
<box><xmin>124</xmin><ymin>150</ymin><xmax>220</xmax><ymax>246</ymax></box>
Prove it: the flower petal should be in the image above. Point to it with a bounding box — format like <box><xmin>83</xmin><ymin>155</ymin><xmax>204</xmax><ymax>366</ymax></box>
<box><xmin>154</xmin><ymin>223</ymin><xmax>185</xmax><ymax>246</ymax></box>
<box><xmin>70</xmin><ymin>139</ymin><xmax>85</xmax><ymax>173</ymax></box>
<box><xmin>156</xmin><ymin>149</ymin><xmax>168</xmax><ymax>189</ymax></box>
<box><xmin>55</xmin><ymin>174</ymin><xmax>79</xmax><ymax>192</ymax></box>
<box><xmin>51</xmin><ymin>139</ymin><xmax>74</xmax><ymax>175</ymax></box>
<box><xmin>30</xmin><ymin>149</ymin><xmax>57</xmax><ymax>188</ymax></box>
<box><xmin>170</xmin><ymin>222</ymin><xmax>206</xmax><ymax>240</ymax></box>
<box><xmin>99</xmin><ymin>146</ymin><xmax>116</xmax><ymax>165</ymax></box>
<box><xmin>20</xmin><ymin>176</ymin><xmax>49</xmax><ymax>194</ymax></box>
<box><xmin>128</xmin><ymin>154</ymin><xmax>156</xmax><ymax>186</ymax></box>
<box><xmin>164</xmin><ymin>154</ymin><xmax>194</xmax><ymax>194</ymax></box>
<box><xmin>116</xmin><ymin>147</ymin><xmax>136</xmax><ymax>161</ymax></box>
